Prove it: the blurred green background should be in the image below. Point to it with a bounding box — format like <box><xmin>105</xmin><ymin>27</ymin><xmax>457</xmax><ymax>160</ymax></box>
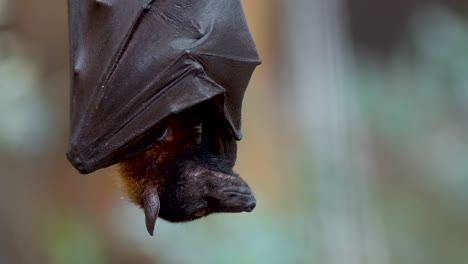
<box><xmin>1</xmin><ymin>0</ymin><xmax>468</xmax><ymax>263</ymax></box>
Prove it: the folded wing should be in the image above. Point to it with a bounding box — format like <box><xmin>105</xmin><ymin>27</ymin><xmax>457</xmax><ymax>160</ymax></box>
<box><xmin>67</xmin><ymin>0</ymin><xmax>261</xmax><ymax>173</ymax></box>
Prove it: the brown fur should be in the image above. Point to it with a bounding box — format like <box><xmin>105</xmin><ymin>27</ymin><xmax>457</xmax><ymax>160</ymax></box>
<box><xmin>118</xmin><ymin>146</ymin><xmax>162</xmax><ymax>206</ymax></box>
<box><xmin>117</xmin><ymin>115</ymin><xmax>201</xmax><ymax>206</ymax></box>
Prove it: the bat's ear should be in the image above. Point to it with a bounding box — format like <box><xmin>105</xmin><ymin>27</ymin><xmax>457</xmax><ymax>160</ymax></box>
<box><xmin>142</xmin><ymin>186</ymin><xmax>160</xmax><ymax>236</ymax></box>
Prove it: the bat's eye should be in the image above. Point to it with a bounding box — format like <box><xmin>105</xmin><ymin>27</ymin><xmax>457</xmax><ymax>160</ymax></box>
<box><xmin>192</xmin><ymin>208</ymin><xmax>208</xmax><ymax>218</ymax></box>
<box><xmin>157</xmin><ymin>125</ymin><xmax>168</xmax><ymax>141</ymax></box>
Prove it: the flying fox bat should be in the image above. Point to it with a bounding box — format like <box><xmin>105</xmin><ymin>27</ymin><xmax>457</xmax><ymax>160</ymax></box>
<box><xmin>66</xmin><ymin>0</ymin><xmax>261</xmax><ymax>235</ymax></box>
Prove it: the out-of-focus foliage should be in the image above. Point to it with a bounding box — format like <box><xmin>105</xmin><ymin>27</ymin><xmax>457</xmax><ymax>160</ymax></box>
<box><xmin>353</xmin><ymin>7</ymin><xmax>468</xmax><ymax>264</ymax></box>
<box><xmin>0</xmin><ymin>33</ymin><xmax>56</xmax><ymax>156</ymax></box>
<box><xmin>39</xmin><ymin>208</ymin><xmax>107</xmax><ymax>264</ymax></box>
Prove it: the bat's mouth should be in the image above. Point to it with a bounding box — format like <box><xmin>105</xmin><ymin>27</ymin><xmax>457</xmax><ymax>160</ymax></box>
<box><xmin>222</xmin><ymin>186</ymin><xmax>252</xmax><ymax>196</ymax></box>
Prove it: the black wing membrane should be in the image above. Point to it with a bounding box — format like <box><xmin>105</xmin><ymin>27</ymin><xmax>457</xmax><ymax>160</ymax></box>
<box><xmin>67</xmin><ymin>0</ymin><xmax>261</xmax><ymax>173</ymax></box>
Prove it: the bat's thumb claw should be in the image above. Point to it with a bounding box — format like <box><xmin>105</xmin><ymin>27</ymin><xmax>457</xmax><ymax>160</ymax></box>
<box><xmin>142</xmin><ymin>186</ymin><xmax>160</xmax><ymax>236</ymax></box>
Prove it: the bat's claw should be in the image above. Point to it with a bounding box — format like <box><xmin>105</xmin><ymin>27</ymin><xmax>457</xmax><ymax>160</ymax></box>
<box><xmin>142</xmin><ymin>186</ymin><xmax>160</xmax><ymax>236</ymax></box>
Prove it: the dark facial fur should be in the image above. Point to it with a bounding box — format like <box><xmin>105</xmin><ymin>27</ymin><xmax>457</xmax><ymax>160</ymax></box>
<box><xmin>157</xmin><ymin>149</ymin><xmax>256</xmax><ymax>222</ymax></box>
<box><xmin>118</xmin><ymin>110</ymin><xmax>256</xmax><ymax>236</ymax></box>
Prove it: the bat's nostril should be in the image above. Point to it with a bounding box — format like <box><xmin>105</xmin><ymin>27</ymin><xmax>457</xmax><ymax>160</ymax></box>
<box><xmin>245</xmin><ymin>202</ymin><xmax>256</xmax><ymax>212</ymax></box>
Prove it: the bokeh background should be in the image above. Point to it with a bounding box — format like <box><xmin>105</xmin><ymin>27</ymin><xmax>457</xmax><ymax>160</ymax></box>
<box><xmin>1</xmin><ymin>0</ymin><xmax>468</xmax><ymax>263</ymax></box>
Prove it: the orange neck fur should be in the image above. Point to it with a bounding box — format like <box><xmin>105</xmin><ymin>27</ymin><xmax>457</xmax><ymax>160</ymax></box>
<box><xmin>117</xmin><ymin>117</ymin><xmax>198</xmax><ymax>207</ymax></box>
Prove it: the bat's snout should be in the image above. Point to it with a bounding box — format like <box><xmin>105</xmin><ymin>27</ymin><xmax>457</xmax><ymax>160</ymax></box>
<box><xmin>219</xmin><ymin>186</ymin><xmax>256</xmax><ymax>213</ymax></box>
<box><xmin>245</xmin><ymin>199</ymin><xmax>256</xmax><ymax>212</ymax></box>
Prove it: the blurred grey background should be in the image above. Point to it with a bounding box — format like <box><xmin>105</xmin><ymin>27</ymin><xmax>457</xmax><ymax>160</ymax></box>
<box><xmin>1</xmin><ymin>0</ymin><xmax>468</xmax><ymax>263</ymax></box>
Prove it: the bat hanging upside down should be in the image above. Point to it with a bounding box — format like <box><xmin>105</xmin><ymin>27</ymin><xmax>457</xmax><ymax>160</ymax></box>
<box><xmin>66</xmin><ymin>0</ymin><xmax>261</xmax><ymax>236</ymax></box>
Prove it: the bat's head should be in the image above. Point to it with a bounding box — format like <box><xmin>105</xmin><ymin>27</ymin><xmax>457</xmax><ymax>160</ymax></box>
<box><xmin>156</xmin><ymin>153</ymin><xmax>256</xmax><ymax>223</ymax></box>
<box><xmin>118</xmin><ymin>112</ymin><xmax>256</xmax><ymax>236</ymax></box>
